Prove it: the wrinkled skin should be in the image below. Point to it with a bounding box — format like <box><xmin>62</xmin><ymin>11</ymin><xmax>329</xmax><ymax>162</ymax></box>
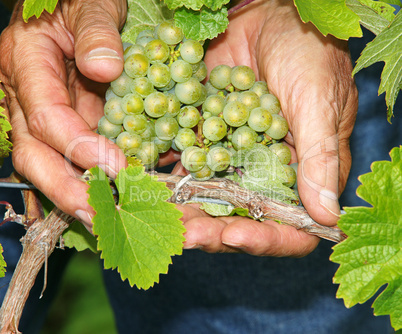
<box><xmin>0</xmin><ymin>0</ymin><xmax>357</xmax><ymax>257</ymax></box>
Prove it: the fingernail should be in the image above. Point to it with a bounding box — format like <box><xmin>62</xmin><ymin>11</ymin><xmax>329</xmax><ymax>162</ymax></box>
<box><xmin>183</xmin><ymin>243</ymin><xmax>203</xmax><ymax>250</ymax></box>
<box><xmin>222</xmin><ymin>241</ymin><xmax>245</xmax><ymax>249</ymax></box>
<box><xmin>98</xmin><ymin>164</ymin><xmax>118</xmax><ymax>179</ymax></box>
<box><xmin>75</xmin><ymin>209</ymin><xmax>93</xmax><ymax>226</ymax></box>
<box><xmin>319</xmin><ymin>189</ymin><xmax>340</xmax><ymax>217</ymax></box>
<box><xmin>86</xmin><ymin>47</ymin><xmax>122</xmax><ymax>61</ymax></box>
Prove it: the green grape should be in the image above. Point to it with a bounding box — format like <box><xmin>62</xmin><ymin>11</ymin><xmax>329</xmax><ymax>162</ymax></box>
<box><xmin>207</xmin><ymin>147</ymin><xmax>231</xmax><ymax>172</ymax></box>
<box><xmin>192</xmin><ymin>61</ymin><xmax>207</xmax><ymax>82</ymax></box>
<box><xmin>121</xmin><ymin>93</ymin><xmax>144</xmax><ymax>115</ymax></box>
<box><xmin>230</xmin><ymin>65</ymin><xmax>255</xmax><ymax>90</ymax></box>
<box><xmin>135</xmin><ymin>141</ymin><xmax>159</xmax><ymax>169</ymax></box>
<box><xmin>250</xmin><ymin>81</ymin><xmax>269</xmax><ymax>97</ymax></box>
<box><xmin>260</xmin><ymin>93</ymin><xmax>281</xmax><ymax>114</ymax></box>
<box><xmin>157</xmin><ymin>79</ymin><xmax>176</xmax><ymax>92</ymax></box>
<box><xmin>156</xmin><ymin>19</ymin><xmax>184</xmax><ymax>45</ymax></box>
<box><xmin>144</xmin><ymin>91</ymin><xmax>168</xmax><ymax>118</ymax></box>
<box><xmin>154</xmin><ymin>116</ymin><xmax>179</xmax><ymax>140</ymax></box>
<box><xmin>137</xmin><ymin>29</ymin><xmax>154</xmax><ymax>39</ymax></box>
<box><xmin>140</xmin><ymin>120</ymin><xmax>156</xmax><ymax>141</ymax></box>
<box><xmin>209</xmin><ymin>64</ymin><xmax>232</xmax><ymax>90</ymax></box>
<box><xmin>180</xmin><ymin>40</ymin><xmax>204</xmax><ymax>64</ymax></box>
<box><xmin>222</xmin><ymin>101</ymin><xmax>249</xmax><ymax>127</ymax></box>
<box><xmin>170</xmin><ymin>59</ymin><xmax>193</xmax><ymax>83</ymax></box>
<box><xmin>123</xmin><ymin>114</ymin><xmax>148</xmax><ymax>134</ymax></box>
<box><xmin>145</xmin><ymin>39</ymin><xmax>169</xmax><ymax>64</ymax></box>
<box><xmin>181</xmin><ymin>146</ymin><xmax>207</xmax><ymax>172</ymax></box>
<box><xmin>225</xmin><ymin>92</ymin><xmax>240</xmax><ymax>103</ymax></box>
<box><xmin>153</xmin><ymin>137</ymin><xmax>172</xmax><ymax>154</ymax></box>
<box><xmin>174</xmin><ymin>128</ymin><xmax>196</xmax><ymax>151</ymax></box>
<box><xmin>191</xmin><ymin>164</ymin><xmax>215</xmax><ymax>181</ymax></box>
<box><xmin>124</xmin><ymin>44</ymin><xmax>145</xmax><ymax>61</ymax></box>
<box><xmin>269</xmin><ymin>142</ymin><xmax>291</xmax><ymax>165</ymax></box>
<box><xmin>175</xmin><ymin>77</ymin><xmax>202</xmax><ymax>104</ymax></box>
<box><xmin>104</xmin><ymin>97</ymin><xmax>126</xmax><ymax>125</ymax></box>
<box><xmin>205</xmin><ymin>81</ymin><xmax>221</xmax><ymax>96</ymax></box>
<box><xmin>202</xmin><ymin>116</ymin><xmax>227</xmax><ymax>142</ymax></box>
<box><xmin>164</xmin><ymin>93</ymin><xmax>181</xmax><ymax>117</ymax></box>
<box><xmin>203</xmin><ymin>111</ymin><xmax>212</xmax><ymax>119</ymax></box>
<box><xmin>248</xmin><ymin>107</ymin><xmax>272</xmax><ymax>132</ymax></box>
<box><xmin>135</xmin><ymin>30</ymin><xmax>154</xmax><ymax>47</ymax></box>
<box><xmin>265</xmin><ymin>114</ymin><xmax>289</xmax><ymax>140</ymax></box>
<box><xmin>130</xmin><ymin>77</ymin><xmax>155</xmax><ymax>98</ymax></box>
<box><xmin>190</xmin><ymin>84</ymin><xmax>207</xmax><ymax>108</ymax></box>
<box><xmin>238</xmin><ymin>91</ymin><xmax>260</xmax><ymax>111</ymax></box>
<box><xmin>177</xmin><ymin>106</ymin><xmax>200</xmax><ymax>128</ymax></box>
<box><xmin>98</xmin><ymin>116</ymin><xmax>122</xmax><ymax>138</ymax></box>
<box><xmin>105</xmin><ymin>86</ymin><xmax>118</xmax><ymax>101</ymax></box>
<box><xmin>147</xmin><ymin>63</ymin><xmax>171</xmax><ymax>88</ymax></box>
<box><xmin>124</xmin><ymin>54</ymin><xmax>150</xmax><ymax>78</ymax></box>
<box><xmin>110</xmin><ymin>71</ymin><xmax>133</xmax><ymax>97</ymax></box>
<box><xmin>232</xmin><ymin>126</ymin><xmax>258</xmax><ymax>150</ymax></box>
<box><xmin>116</xmin><ymin>131</ymin><xmax>142</xmax><ymax>155</ymax></box>
<box><xmin>283</xmin><ymin>164</ymin><xmax>296</xmax><ymax>188</ymax></box>
<box><xmin>202</xmin><ymin>94</ymin><xmax>226</xmax><ymax>116</ymax></box>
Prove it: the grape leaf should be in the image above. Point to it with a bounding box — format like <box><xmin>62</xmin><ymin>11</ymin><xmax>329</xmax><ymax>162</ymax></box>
<box><xmin>0</xmin><ymin>87</ymin><xmax>12</xmax><ymax>160</ymax></box>
<box><xmin>174</xmin><ymin>6</ymin><xmax>228</xmax><ymax>40</ymax></box>
<box><xmin>164</xmin><ymin>0</ymin><xmax>230</xmax><ymax>11</ymax></box>
<box><xmin>62</xmin><ymin>221</ymin><xmax>98</xmax><ymax>253</ymax></box>
<box><xmin>121</xmin><ymin>0</ymin><xmax>173</xmax><ymax>44</ymax></box>
<box><xmin>352</xmin><ymin>10</ymin><xmax>402</xmax><ymax>121</ymax></box>
<box><xmin>199</xmin><ymin>202</ymin><xmax>254</xmax><ymax>218</ymax></box>
<box><xmin>0</xmin><ymin>243</ymin><xmax>6</xmax><ymax>278</ymax></box>
<box><xmin>22</xmin><ymin>0</ymin><xmax>59</xmax><ymax>22</ymax></box>
<box><xmin>294</xmin><ymin>0</ymin><xmax>362</xmax><ymax>39</ymax></box>
<box><xmin>331</xmin><ymin>146</ymin><xmax>402</xmax><ymax>330</ymax></box>
<box><xmin>87</xmin><ymin>165</ymin><xmax>185</xmax><ymax>289</ymax></box>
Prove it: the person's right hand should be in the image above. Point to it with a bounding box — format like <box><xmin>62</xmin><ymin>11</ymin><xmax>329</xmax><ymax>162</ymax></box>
<box><xmin>0</xmin><ymin>0</ymin><xmax>129</xmax><ymax>227</ymax></box>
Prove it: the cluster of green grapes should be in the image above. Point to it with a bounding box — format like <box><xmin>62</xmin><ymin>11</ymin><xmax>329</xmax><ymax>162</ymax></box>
<box><xmin>99</xmin><ymin>20</ymin><xmax>295</xmax><ymax>186</ymax></box>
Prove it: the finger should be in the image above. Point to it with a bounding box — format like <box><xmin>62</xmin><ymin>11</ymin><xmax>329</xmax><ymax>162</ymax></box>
<box><xmin>66</xmin><ymin>0</ymin><xmax>127</xmax><ymax>82</ymax></box>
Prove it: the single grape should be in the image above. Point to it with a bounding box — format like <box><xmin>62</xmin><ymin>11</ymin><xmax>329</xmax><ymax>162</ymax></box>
<box><xmin>180</xmin><ymin>40</ymin><xmax>204</xmax><ymax>64</ymax></box>
<box><xmin>104</xmin><ymin>97</ymin><xmax>126</xmax><ymax>125</ymax></box>
<box><xmin>205</xmin><ymin>81</ymin><xmax>221</xmax><ymax>96</ymax></box>
<box><xmin>260</xmin><ymin>93</ymin><xmax>281</xmax><ymax>114</ymax></box>
<box><xmin>145</xmin><ymin>39</ymin><xmax>169</xmax><ymax>64</ymax></box>
<box><xmin>158</xmin><ymin>79</ymin><xmax>176</xmax><ymax>92</ymax></box>
<box><xmin>223</xmin><ymin>101</ymin><xmax>249</xmax><ymax>127</ymax></box>
<box><xmin>135</xmin><ymin>31</ymin><xmax>154</xmax><ymax>47</ymax></box>
<box><xmin>203</xmin><ymin>111</ymin><xmax>212</xmax><ymax>119</ymax></box>
<box><xmin>177</xmin><ymin>106</ymin><xmax>200</xmax><ymax>128</ymax></box>
<box><xmin>153</xmin><ymin>137</ymin><xmax>172</xmax><ymax>154</ymax></box>
<box><xmin>230</xmin><ymin>65</ymin><xmax>255</xmax><ymax>90</ymax></box>
<box><xmin>175</xmin><ymin>77</ymin><xmax>202</xmax><ymax>104</ymax></box>
<box><xmin>137</xmin><ymin>29</ymin><xmax>154</xmax><ymax>39</ymax></box>
<box><xmin>130</xmin><ymin>77</ymin><xmax>154</xmax><ymax>98</ymax></box>
<box><xmin>121</xmin><ymin>93</ymin><xmax>144</xmax><ymax>115</ymax></box>
<box><xmin>265</xmin><ymin>114</ymin><xmax>289</xmax><ymax>140</ymax></box>
<box><xmin>174</xmin><ymin>128</ymin><xmax>196</xmax><ymax>151</ymax></box>
<box><xmin>202</xmin><ymin>116</ymin><xmax>227</xmax><ymax>142</ymax></box>
<box><xmin>238</xmin><ymin>91</ymin><xmax>260</xmax><ymax>111</ymax></box>
<box><xmin>154</xmin><ymin>116</ymin><xmax>179</xmax><ymax>141</ymax></box>
<box><xmin>147</xmin><ymin>63</ymin><xmax>171</xmax><ymax>88</ymax></box>
<box><xmin>190</xmin><ymin>84</ymin><xmax>207</xmax><ymax>108</ymax></box>
<box><xmin>181</xmin><ymin>146</ymin><xmax>207</xmax><ymax>172</ymax></box>
<box><xmin>105</xmin><ymin>86</ymin><xmax>119</xmax><ymax>101</ymax></box>
<box><xmin>144</xmin><ymin>91</ymin><xmax>169</xmax><ymax>118</ymax></box>
<box><xmin>248</xmin><ymin>107</ymin><xmax>272</xmax><ymax>132</ymax></box>
<box><xmin>269</xmin><ymin>142</ymin><xmax>291</xmax><ymax>165</ymax></box>
<box><xmin>250</xmin><ymin>81</ymin><xmax>269</xmax><ymax>97</ymax></box>
<box><xmin>170</xmin><ymin>59</ymin><xmax>193</xmax><ymax>83</ymax></box>
<box><xmin>164</xmin><ymin>93</ymin><xmax>181</xmax><ymax>117</ymax></box>
<box><xmin>116</xmin><ymin>131</ymin><xmax>142</xmax><ymax>155</ymax></box>
<box><xmin>98</xmin><ymin>116</ymin><xmax>122</xmax><ymax>138</ymax></box>
<box><xmin>191</xmin><ymin>164</ymin><xmax>215</xmax><ymax>181</ymax></box>
<box><xmin>232</xmin><ymin>126</ymin><xmax>258</xmax><ymax>150</ymax></box>
<box><xmin>156</xmin><ymin>20</ymin><xmax>184</xmax><ymax>45</ymax></box>
<box><xmin>135</xmin><ymin>141</ymin><xmax>159</xmax><ymax>169</ymax></box>
<box><xmin>207</xmin><ymin>147</ymin><xmax>231</xmax><ymax>172</ymax></box>
<box><xmin>225</xmin><ymin>92</ymin><xmax>240</xmax><ymax>103</ymax></box>
<box><xmin>124</xmin><ymin>44</ymin><xmax>145</xmax><ymax>61</ymax></box>
<box><xmin>110</xmin><ymin>71</ymin><xmax>133</xmax><ymax>97</ymax></box>
<box><xmin>123</xmin><ymin>114</ymin><xmax>148</xmax><ymax>134</ymax></box>
<box><xmin>124</xmin><ymin>54</ymin><xmax>150</xmax><ymax>78</ymax></box>
<box><xmin>140</xmin><ymin>120</ymin><xmax>156</xmax><ymax>141</ymax></box>
<box><xmin>282</xmin><ymin>164</ymin><xmax>296</xmax><ymax>188</ymax></box>
<box><xmin>209</xmin><ymin>64</ymin><xmax>232</xmax><ymax>89</ymax></box>
<box><xmin>192</xmin><ymin>61</ymin><xmax>207</xmax><ymax>82</ymax></box>
<box><xmin>202</xmin><ymin>94</ymin><xmax>226</xmax><ymax>116</ymax></box>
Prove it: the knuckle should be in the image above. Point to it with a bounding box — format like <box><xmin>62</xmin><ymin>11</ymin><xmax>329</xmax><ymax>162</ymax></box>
<box><xmin>27</xmin><ymin>108</ymin><xmax>48</xmax><ymax>139</ymax></box>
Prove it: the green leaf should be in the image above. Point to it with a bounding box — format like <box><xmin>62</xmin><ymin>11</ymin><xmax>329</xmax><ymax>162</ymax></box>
<box><xmin>174</xmin><ymin>6</ymin><xmax>228</xmax><ymax>40</ymax></box>
<box><xmin>88</xmin><ymin>165</ymin><xmax>185</xmax><ymax>290</ymax></box>
<box><xmin>352</xmin><ymin>10</ymin><xmax>402</xmax><ymax>121</ymax></box>
<box><xmin>121</xmin><ymin>0</ymin><xmax>173</xmax><ymax>44</ymax></box>
<box><xmin>22</xmin><ymin>0</ymin><xmax>59</xmax><ymax>22</ymax></box>
<box><xmin>294</xmin><ymin>0</ymin><xmax>362</xmax><ymax>39</ymax></box>
<box><xmin>199</xmin><ymin>202</ymin><xmax>234</xmax><ymax>216</ymax></box>
<box><xmin>0</xmin><ymin>87</ymin><xmax>12</xmax><ymax>159</ymax></box>
<box><xmin>331</xmin><ymin>146</ymin><xmax>402</xmax><ymax>330</ymax></box>
<box><xmin>62</xmin><ymin>221</ymin><xmax>98</xmax><ymax>253</ymax></box>
<box><xmin>0</xmin><ymin>243</ymin><xmax>6</xmax><ymax>278</ymax></box>
<box><xmin>164</xmin><ymin>0</ymin><xmax>230</xmax><ymax>11</ymax></box>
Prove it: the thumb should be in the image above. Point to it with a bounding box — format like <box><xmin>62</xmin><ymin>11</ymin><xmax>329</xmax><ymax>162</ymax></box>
<box><xmin>69</xmin><ymin>0</ymin><xmax>127</xmax><ymax>82</ymax></box>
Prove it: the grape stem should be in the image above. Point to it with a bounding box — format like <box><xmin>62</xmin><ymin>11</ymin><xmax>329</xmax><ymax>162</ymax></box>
<box><xmin>228</xmin><ymin>0</ymin><xmax>256</xmax><ymax>16</ymax></box>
